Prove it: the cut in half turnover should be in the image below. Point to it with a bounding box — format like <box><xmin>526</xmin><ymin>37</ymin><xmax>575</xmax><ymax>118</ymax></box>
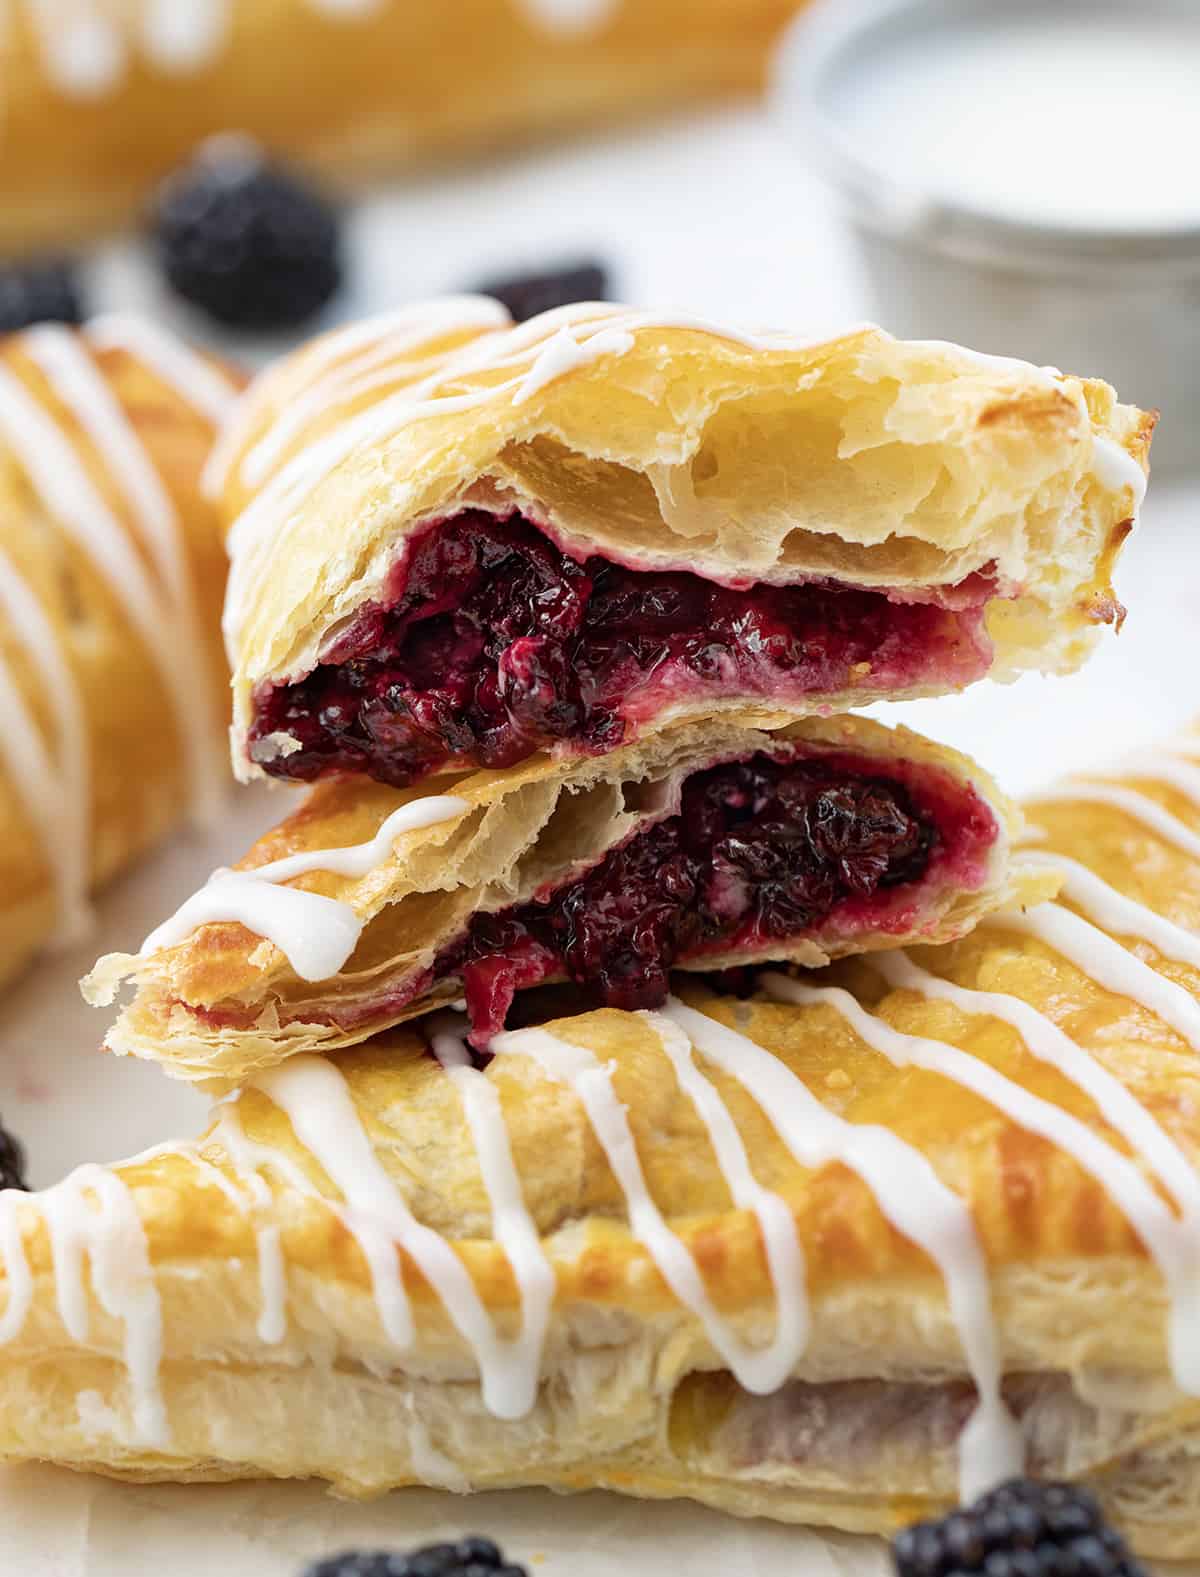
<box><xmin>217</xmin><ymin>300</ymin><xmax>1152</xmax><ymax>790</ymax></box>
<box><xmin>85</xmin><ymin>713</ymin><xmax>1043</xmax><ymax>1085</ymax></box>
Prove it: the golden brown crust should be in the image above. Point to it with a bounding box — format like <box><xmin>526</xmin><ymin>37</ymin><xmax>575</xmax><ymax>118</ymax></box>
<box><xmin>21</xmin><ymin>728</ymin><xmax>1200</xmax><ymax>1553</ymax></box>
<box><xmin>0</xmin><ymin>1</ymin><xmax>808</xmax><ymax>254</ymax></box>
<box><xmin>85</xmin><ymin>711</ymin><xmax>1044</xmax><ymax>1086</ymax></box>
<box><xmin>217</xmin><ymin>305</ymin><xmax>1149</xmax><ymax>780</ymax></box>
<box><xmin>0</xmin><ymin>323</ymin><xmax>242</xmax><ymax>986</ymax></box>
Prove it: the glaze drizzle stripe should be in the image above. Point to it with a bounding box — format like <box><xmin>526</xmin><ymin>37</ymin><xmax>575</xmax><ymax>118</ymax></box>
<box><xmin>0</xmin><ymin>352</ymin><xmax>207</xmax><ymax>822</ymax></box>
<box><xmin>759</xmin><ymin>972</ymin><xmax>1200</xmax><ymax>1399</ymax></box>
<box><xmin>994</xmin><ymin>903</ymin><xmax>1200</xmax><ymax>1054</ymax></box>
<box><xmin>655</xmin><ymin>996</ymin><xmax>1021</xmax><ymax>1502</ymax></box>
<box><xmin>1018</xmin><ymin>850</ymin><xmax>1200</xmax><ymax>971</ymax></box>
<box><xmin>23</xmin><ymin>324</ymin><xmax>223</xmax><ymax>825</ymax></box>
<box><xmin>256</xmin><ymin>1052</ymin><xmax>543</xmax><ymax>1421</ymax></box>
<box><xmin>220</xmin><ymin>304</ymin><xmax>879</xmax><ymax>655</ymax></box>
<box><xmin>1028</xmin><ymin>783</ymin><xmax>1200</xmax><ymax>862</ymax></box>
<box><xmin>0</xmin><ymin>544</ymin><xmax>91</xmax><ymax>941</ymax></box>
<box><xmin>492</xmin><ymin>1019</ymin><xmax>810</xmax><ymax>1397</ymax></box>
<box><xmin>429</xmin><ymin>1016</ymin><xmax>556</xmax><ymax>1415</ymax></box>
<box><xmin>86</xmin><ymin>315</ymin><xmax>239</xmax><ymax>429</ymax></box>
<box><xmin>124</xmin><ymin>794</ymin><xmax>469</xmax><ymax>985</ymax></box>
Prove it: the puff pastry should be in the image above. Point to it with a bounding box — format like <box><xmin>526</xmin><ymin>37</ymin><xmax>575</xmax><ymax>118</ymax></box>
<box><xmin>15</xmin><ymin>729</ymin><xmax>1200</xmax><ymax>1557</ymax></box>
<box><xmin>214</xmin><ymin>300</ymin><xmax>1151</xmax><ymax>790</ymax></box>
<box><xmin>84</xmin><ymin>711</ymin><xmax>1046</xmax><ymax>1083</ymax></box>
<box><xmin>0</xmin><ymin>316</ymin><xmax>241</xmax><ymax>989</ymax></box>
<box><xmin>0</xmin><ymin>0</ymin><xmax>809</xmax><ymax>254</ymax></box>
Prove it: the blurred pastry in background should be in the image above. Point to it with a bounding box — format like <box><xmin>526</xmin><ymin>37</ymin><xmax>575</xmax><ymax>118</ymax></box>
<box><xmin>0</xmin><ymin>318</ymin><xmax>241</xmax><ymax>990</ymax></box>
<box><xmin>0</xmin><ymin>0</ymin><xmax>811</xmax><ymax>254</ymax></box>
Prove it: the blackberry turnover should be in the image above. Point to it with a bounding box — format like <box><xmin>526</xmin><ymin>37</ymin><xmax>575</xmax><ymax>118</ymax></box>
<box><xmin>27</xmin><ymin>726</ymin><xmax>1200</xmax><ymax>1565</ymax></box>
<box><xmin>214</xmin><ymin>300</ymin><xmax>1149</xmax><ymax>792</ymax></box>
<box><xmin>85</xmin><ymin>713</ymin><xmax>1044</xmax><ymax>1081</ymax></box>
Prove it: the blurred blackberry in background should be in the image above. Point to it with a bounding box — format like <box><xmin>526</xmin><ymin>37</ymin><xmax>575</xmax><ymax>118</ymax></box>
<box><xmin>476</xmin><ymin>260</ymin><xmax>609</xmax><ymax>322</ymax></box>
<box><xmin>0</xmin><ymin>1118</ymin><xmax>28</xmax><ymax>1191</ymax></box>
<box><xmin>0</xmin><ymin>260</ymin><xmax>84</xmax><ymax>334</ymax></box>
<box><xmin>304</xmin><ymin>1535</ymin><xmax>526</xmax><ymax>1577</ymax></box>
<box><xmin>892</xmin><ymin>1479</ymin><xmax>1145</xmax><ymax>1577</ymax></box>
<box><xmin>154</xmin><ymin>137</ymin><xmax>342</xmax><ymax>330</ymax></box>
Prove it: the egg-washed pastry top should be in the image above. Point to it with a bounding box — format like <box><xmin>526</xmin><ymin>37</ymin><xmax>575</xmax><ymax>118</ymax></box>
<box><xmin>84</xmin><ymin>712</ymin><xmax>1046</xmax><ymax>1084</ymax></box>
<box><xmin>19</xmin><ymin>727</ymin><xmax>1200</xmax><ymax>1560</ymax></box>
<box><xmin>214</xmin><ymin>299</ymin><xmax>1152</xmax><ymax>791</ymax></box>
<box><xmin>0</xmin><ymin>316</ymin><xmax>241</xmax><ymax>991</ymax></box>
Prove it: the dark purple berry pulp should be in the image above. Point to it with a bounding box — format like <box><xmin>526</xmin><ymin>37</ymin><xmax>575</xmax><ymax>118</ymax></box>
<box><xmin>436</xmin><ymin>751</ymin><xmax>960</xmax><ymax>1046</ymax></box>
<box><xmin>249</xmin><ymin>510</ymin><xmax>993</xmax><ymax>788</ymax></box>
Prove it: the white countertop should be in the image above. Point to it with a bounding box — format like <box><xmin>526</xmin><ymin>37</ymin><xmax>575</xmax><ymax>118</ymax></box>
<box><xmin>3</xmin><ymin>102</ymin><xmax>1195</xmax><ymax>1576</ymax></box>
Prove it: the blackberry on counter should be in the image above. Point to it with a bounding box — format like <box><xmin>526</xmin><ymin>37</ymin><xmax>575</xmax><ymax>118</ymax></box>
<box><xmin>153</xmin><ymin>138</ymin><xmax>342</xmax><ymax>330</ymax></box>
<box><xmin>892</xmin><ymin>1480</ymin><xmax>1145</xmax><ymax>1577</ymax></box>
<box><xmin>476</xmin><ymin>261</ymin><xmax>609</xmax><ymax>323</ymax></box>
<box><xmin>305</xmin><ymin>1536</ymin><xmax>526</xmax><ymax>1577</ymax></box>
<box><xmin>0</xmin><ymin>1118</ymin><xmax>28</xmax><ymax>1192</ymax></box>
<box><xmin>0</xmin><ymin>259</ymin><xmax>84</xmax><ymax>334</ymax></box>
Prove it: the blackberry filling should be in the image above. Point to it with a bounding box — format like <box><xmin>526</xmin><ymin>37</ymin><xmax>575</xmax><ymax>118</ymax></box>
<box><xmin>250</xmin><ymin>510</ymin><xmax>993</xmax><ymax>788</ymax></box>
<box><xmin>436</xmin><ymin>753</ymin><xmax>941</xmax><ymax>1046</ymax></box>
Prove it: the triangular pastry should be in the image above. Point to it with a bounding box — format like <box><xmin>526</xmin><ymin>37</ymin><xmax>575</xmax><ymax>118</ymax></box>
<box><xmin>22</xmin><ymin>730</ymin><xmax>1200</xmax><ymax>1560</ymax></box>
<box><xmin>84</xmin><ymin>712</ymin><xmax>1048</xmax><ymax>1083</ymax></box>
<box><xmin>0</xmin><ymin>318</ymin><xmax>241</xmax><ymax>990</ymax></box>
<box><xmin>214</xmin><ymin>300</ymin><xmax>1151</xmax><ymax>790</ymax></box>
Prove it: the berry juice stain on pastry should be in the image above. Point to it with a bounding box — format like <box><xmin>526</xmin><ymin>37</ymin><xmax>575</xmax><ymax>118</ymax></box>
<box><xmin>213</xmin><ymin>301</ymin><xmax>1152</xmax><ymax>792</ymax></box>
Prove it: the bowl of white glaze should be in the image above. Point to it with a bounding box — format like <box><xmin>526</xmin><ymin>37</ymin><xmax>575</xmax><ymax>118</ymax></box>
<box><xmin>774</xmin><ymin>0</ymin><xmax>1200</xmax><ymax>469</ymax></box>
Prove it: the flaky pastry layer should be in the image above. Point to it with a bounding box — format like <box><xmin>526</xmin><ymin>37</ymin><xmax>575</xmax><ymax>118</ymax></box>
<box><xmin>85</xmin><ymin>712</ymin><xmax>1041</xmax><ymax>1086</ymax></box>
<box><xmin>218</xmin><ymin>302</ymin><xmax>1152</xmax><ymax>781</ymax></box>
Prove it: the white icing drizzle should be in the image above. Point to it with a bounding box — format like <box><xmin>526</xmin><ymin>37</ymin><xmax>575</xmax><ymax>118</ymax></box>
<box><xmin>0</xmin><ymin>1165</ymin><xmax>166</xmax><ymax>1444</ymax></box>
<box><xmin>1019</xmin><ymin>850</ymin><xmax>1200</xmax><ymax>971</ymax></box>
<box><xmin>491</xmin><ymin>1020</ymin><xmax>808</xmax><ymax>1397</ymax></box>
<box><xmin>23</xmin><ymin>324</ymin><xmax>223</xmax><ymax>824</ymax></box>
<box><xmin>85</xmin><ymin>314</ymin><xmax>239</xmax><ymax>428</ymax></box>
<box><xmin>0</xmin><ymin>324</ymin><xmax>227</xmax><ymax>947</ymax></box>
<box><xmin>1125</xmin><ymin>752</ymin><xmax>1200</xmax><ymax>808</ymax></box>
<box><xmin>0</xmin><ymin>545</ymin><xmax>91</xmax><ymax>941</ymax></box>
<box><xmin>1091</xmin><ymin>434</ymin><xmax>1147</xmax><ymax>520</ymax></box>
<box><xmin>428</xmin><ymin>1016</ymin><xmax>555</xmax><ymax>1412</ymax></box>
<box><xmin>1028</xmin><ymin>782</ymin><xmax>1200</xmax><ymax>862</ymax></box>
<box><xmin>253</xmin><ymin>1224</ymin><xmax>288</xmax><ymax>1346</ymax></box>
<box><xmin>220</xmin><ymin>303</ymin><xmax>873</xmax><ymax>657</ymax></box>
<box><xmin>995</xmin><ymin>903</ymin><xmax>1200</xmax><ymax>1054</ymax></box>
<box><xmin>255</xmin><ymin>1053</ymin><xmax>541</xmax><ymax>1420</ymax></box>
<box><xmin>138</xmin><ymin>0</ymin><xmax>229</xmax><ymax>72</ymax></box>
<box><xmin>515</xmin><ymin>0</ymin><xmax>619</xmax><ymax>36</ymax></box>
<box><xmin>137</xmin><ymin>794</ymin><xmax>467</xmax><ymax>980</ymax></box>
<box><xmin>18</xmin><ymin>0</ymin><xmax>615</xmax><ymax>101</ymax></box>
<box><xmin>232</xmin><ymin>297</ymin><xmax>513</xmax><ymax>493</ymax></box>
<box><xmin>763</xmin><ymin>969</ymin><xmax>1200</xmax><ymax>1399</ymax></box>
<box><xmin>648</xmin><ymin>998</ymin><xmax>1021</xmax><ymax>1501</ymax></box>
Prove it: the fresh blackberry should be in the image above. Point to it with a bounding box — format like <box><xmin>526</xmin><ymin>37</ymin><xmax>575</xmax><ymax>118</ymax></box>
<box><xmin>0</xmin><ymin>259</ymin><xmax>84</xmax><ymax>334</ymax></box>
<box><xmin>476</xmin><ymin>261</ymin><xmax>609</xmax><ymax>323</ymax></box>
<box><xmin>154</xmin><ymin>138</ymin><xmax>342</xmax><ymax>330</ymax></box>
<box><xmin>304</xmin><ymin>1536</ymin><xmax>525</xmax><ymax>1577</ymax></box>
<box><xmin>892</xmin><ymin>1480</ymin><xmax>1145</xmax><ymax>1577</ymax></box>
<box><xmin>0</xmin><ymin>1119</ymin><xmax>28</xmax><ymax>1192</ymax></box>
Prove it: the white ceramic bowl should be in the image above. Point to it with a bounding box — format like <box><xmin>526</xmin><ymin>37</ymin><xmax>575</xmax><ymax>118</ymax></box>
<box><xmin>773</xmin><ymin>0</ymin><xmax>1200</xmax><ymax>469</ymax></box>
